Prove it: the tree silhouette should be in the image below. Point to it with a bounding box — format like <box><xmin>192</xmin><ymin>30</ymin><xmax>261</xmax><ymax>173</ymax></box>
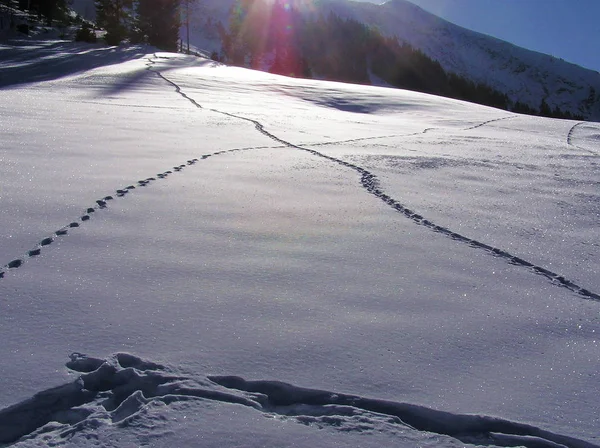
<box><xmin>136</xmin><ymin>0</ymin><xmax>180</xmax><ymax>51</ymax></box>
<box><xmin>94</xmin><ymin>0</ymin><xmax>133</xmax><ymax>45</ymax></box>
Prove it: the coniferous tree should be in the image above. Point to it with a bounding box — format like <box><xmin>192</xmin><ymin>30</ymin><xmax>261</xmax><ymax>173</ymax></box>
<box><xmin>136</xmin><ymin>0</ymin><xmax>180</xmax><ymax>51</ymax></box>
<box><xmin>584</xmin><ymin>86</ymin><xmax>597</xmax><ymax>114</ymax></box>
<box><xmin>95</xmin><ymin>0</ymin><xmax>132</xmax><ymax>45</ymax></box>
<box><xmin>539</xmin><ymin>99</ymin><xmax>551</xmax><ymax>117</ymax></box>
<box><xmin>29</xmin><ymin>0</ymin><xmax>69</xmax><ymax>25</ymax></box>
<box><xmin>1</xmin><ymin>0</ymin><xmax>19</xmax><ymax>31</ymax></box>
<box><xmin>222</xmin><ymin>0</ymin><xmax>252</xmax><ymax>65</ymax></box>
<box><xmin>269</xmin><ymin>1</ymin><xmax>303</xmax><ymax>76</ymax></box>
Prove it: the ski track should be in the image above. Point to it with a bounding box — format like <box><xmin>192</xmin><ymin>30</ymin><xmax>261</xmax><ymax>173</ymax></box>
<box><xmin>145</xmin><ymin>56</ymin><xmax>599</xmax><ymax>302</ymax></box>
<box><xmin>567</xmin><ymin>122</ymin><xmax>599</xmax><ymax>156</ymax></box>
<box><xmin>1</xmin><ymin>56</ymin><xmax>598</xmax><ymax>304</ymax></box>
<box><xmin>0</xmin><ymin>353</ymin><xmax>597</xmax><ymax>448</ymax></box>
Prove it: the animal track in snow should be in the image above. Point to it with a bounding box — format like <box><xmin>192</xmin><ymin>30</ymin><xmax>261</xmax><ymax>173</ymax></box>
<box><xmin>0</xmin><ymin>146</ymin><xmax>279</xmax><ymax>280</ymax></box>
<box><xmin>567</xmin><ymin>122</ymin><xmax>599</xmax><ymax>156</ymax></box>
<box><xmin>303</xmin><ymin>113</ymin><xmax>516</xmax><ymax>149</ymax></box>
<box><xmin>305</xmin><ymin>133</ymin><xmax>408</xmax><ymax>147</ymax></box>
<box><xmin>2</xmin><ymin>57</ymin><xmax>595</xmax><ymax>306</ymax></box>
<box><xmin>0</xmin><ymin>353</ymin><xmax>596</xmax><ymax>448</ymax></box>
<box><xmin>463</xmin><ymin>115</ymin><xmax>515</xmax><ymax>130</ymax></box>
<box><xmin>302</xmin><ymin>119</ymin><xmax>503</xmax><ymax>148</ymax></box>
<box><xmin>301</xmin><ymin>128</ymin><xmax>440</xmax><ymax>148</ymax></box>
<box><xmin>146</xmin><ymin>59</ymin><xmax>600</xmax><ymax>302</ymax></box>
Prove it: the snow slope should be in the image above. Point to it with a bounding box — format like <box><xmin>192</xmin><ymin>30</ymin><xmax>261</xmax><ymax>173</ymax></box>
<box><xmin>166</xmin><ymin>0</ymin><xmax>600</xmax><ymax>120</ymax></box>
<box><xmin>1</xmin><ymin>39</ymin><xmax>599</xmax><ymax>447</ymax></box>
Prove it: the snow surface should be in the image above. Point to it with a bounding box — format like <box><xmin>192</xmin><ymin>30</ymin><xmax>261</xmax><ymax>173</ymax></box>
<box><xmin>1</xmin><ymin>39</ymin><xmax>599</xmax><ymax>447</ymax></box>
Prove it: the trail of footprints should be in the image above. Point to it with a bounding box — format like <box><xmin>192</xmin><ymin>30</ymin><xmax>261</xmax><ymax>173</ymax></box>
<box><xmin>567</xmin><ymin>122</ymin><xmax>599</xmax><ymax>156</ymax></box>
<box><xmin>2</xmin><ymin>58</ymin><xmax>598</xmax><ymax>303</ymax></box>
<box><xmin>300</xmin><ymin>147</ymin><xmax>599</xmax><ymax>301</ymax></box>
<box><xmin>0</xmin><ymin>149</ymin><xmax>259</xmax><ymax>280</ymax></box>
<box><xmin>464</xmin><ymin>115</ymin><xmax>515</xmax><ymax>130</ymax></box>
<box><xmin>308</xmin><ymin>116</ymin><xmax>512</xmax><ymax>147</ymax></box>
<box><xmin>305</xmin><ymin>116</ymin><xmax>514</xmax><ymax>149</ymax></box>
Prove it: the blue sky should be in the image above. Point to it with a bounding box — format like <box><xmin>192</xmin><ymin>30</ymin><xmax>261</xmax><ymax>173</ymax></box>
<box><xmin>358</xmin><ymin>0</ymin><xmax>600</xmax><ymax>72</ymax></box>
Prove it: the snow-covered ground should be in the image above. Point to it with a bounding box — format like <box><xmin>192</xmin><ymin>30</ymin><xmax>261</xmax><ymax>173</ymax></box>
<box><xmin>1</xmin><ymin>39</ymin><xmax>599</xmax><ymax>447</ymax></box>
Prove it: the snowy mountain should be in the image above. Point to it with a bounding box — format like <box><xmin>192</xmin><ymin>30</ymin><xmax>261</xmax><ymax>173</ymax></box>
<box><xmin>177</xmin><ymin>0</ymin><xmax>600</xmax><ymax>120</ymax></box>
<box><xmin>326</xmin><ymin>0</ymin><xmax>600</xmax><ymax>120</ymax></box>
<box><xmin>1</xmin><ymin>37</ymin><xmax>600</xmax><ymax>447</ymax></box>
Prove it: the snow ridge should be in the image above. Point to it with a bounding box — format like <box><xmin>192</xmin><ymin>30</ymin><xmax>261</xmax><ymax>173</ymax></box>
<box><xmin>144</xmin><ymin>57</ymin><xmax>600</xmax><ymax>302</ymax></box>
<box><xmin>0</xmin><ymin>353</ymin><xmax>260</xmax><ymax>445</ymax></box>
<box><xmin>1</xmin><ymin>353</ymin><xmax>597</xmax><ymax>448</ymax></box>
<box><xmin>211</xmin><ymin>374</ymin><xmax>599</xmax><ymax>448</ymax></box>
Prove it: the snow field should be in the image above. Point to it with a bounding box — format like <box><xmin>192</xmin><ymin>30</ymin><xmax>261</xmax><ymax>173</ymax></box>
<box><xmin>0</xmin><ymin>44</ymin><xmax>599</xmax><ymax>447</ymax></box>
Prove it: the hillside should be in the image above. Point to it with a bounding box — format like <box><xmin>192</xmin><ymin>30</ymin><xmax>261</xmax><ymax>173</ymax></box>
<box><xmin>327</xmin><ymin>0</ymin><xmax>600</xmax><ymax>120</ymax></box>
<box><xmin>1</xmin><ymin>37</ymin><xmax>600</xmax><ymax>447</ymax></box>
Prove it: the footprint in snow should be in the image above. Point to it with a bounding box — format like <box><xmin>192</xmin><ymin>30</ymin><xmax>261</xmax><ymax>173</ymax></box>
<box><xmin>7</xmin><ymin>259</ymin><xmax>23</xmax><ymax>269</ymax></box>
<box><xmin>40</xmin><ymin>237</ymin><xmax>53</xmax><ymax>246</ymax></box>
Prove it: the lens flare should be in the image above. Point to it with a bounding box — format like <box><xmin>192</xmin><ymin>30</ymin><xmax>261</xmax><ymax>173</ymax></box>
<box><xmin>228</xmin><ymin>0</ymin><xmax>315</xmax><ymax>77</ymax></box>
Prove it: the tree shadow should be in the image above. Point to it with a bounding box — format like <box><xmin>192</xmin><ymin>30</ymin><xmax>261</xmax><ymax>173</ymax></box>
<box><xmin>0</xmin><ymin>39</ymin><xmax>148</xmax><ymax>89</ymax></box>
<box><xmin>273</xmin><ymin>84</ymin><xmax>429</xmax><ymax>115</ymax></box>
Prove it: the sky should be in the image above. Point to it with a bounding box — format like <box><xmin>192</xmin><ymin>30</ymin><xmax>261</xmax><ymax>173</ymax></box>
<box><xmin>358</xmin><ymin>0</ymin><xmax>600</xmax><ymax>73</ymax></box>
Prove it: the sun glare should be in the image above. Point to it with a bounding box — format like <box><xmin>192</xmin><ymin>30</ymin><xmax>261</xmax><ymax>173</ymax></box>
<box><xmin>231</xmin><ymin>0</ymin><xmax>316</xmax><ymax>76</ymax></box>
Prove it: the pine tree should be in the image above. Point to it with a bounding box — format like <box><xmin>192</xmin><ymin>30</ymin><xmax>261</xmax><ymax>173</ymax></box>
<box><xmin>540</xmin><ymin>99</ymin><xmax>552</xmax><ymax>117</ymax></box>
<box><xmin>95</xmin><ymin>0</ymin><xmax>133</xmax><ymax>45</ymax></box>
<box><xmin>584</xmin><ymin>86</ymin><xmax>597</xmax><ymax>113</ymax></box>
<box><xmin>136</xmin><ymin>0</ymin><xmax>180</xmax><ymax>52</ymax></box>
<box><xmin>29</xmin><ymin>0</ymin><xmax>69</xmax><ymax>26</ymax></box>
<box><xmin>223</xmin><ymin>0</ymin><xmax>250</xmax><ymax>65</ymax></box>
